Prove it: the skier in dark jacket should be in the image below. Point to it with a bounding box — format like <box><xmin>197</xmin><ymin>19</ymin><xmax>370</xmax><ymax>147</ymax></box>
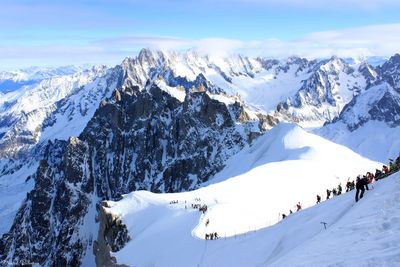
<box><xmin>362</xmin><ymin>176</ymin><xmax>369</xmax><ymax>191</ymax></box>
<box><xmin>355</xmin><ymin>176</ymin><xmax>369</xmax><ymax>202</ymax></box>
<box><xmin>316</xmin><ymin>194</ymin><xmax>321</xmax><ymax>204</ymax></box>
<box><xmin>332</xmin><ymin>188</ymin><xmax>337</xmax><ymax>196</ymax></box>
<box><xmin>346</xmin><ymin>181</ymin><xmax>351</xmax><ymax>192</ymax></box>
<box><xmin>326</xmin><ymin>189</ymin><xmax>331</xmax><ymax>200</ymax></box>
<box><xmin>337</xmin><ymin>183</ymin><xmax>342</xmax><ymax>195</ymax></box>
<box><xmin>350</xmin><ymin>180</ymin><xmax>355</xmax><ymax>190</ymax></box>
<box><xmin>375</xmin><ymin>169</ymin><xmax>383</xmax><ymax>180</ymax></box>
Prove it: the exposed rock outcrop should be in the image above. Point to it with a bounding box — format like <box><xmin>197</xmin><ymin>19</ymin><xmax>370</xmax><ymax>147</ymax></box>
<box><xmin>93</xmin><ymin>202</ymin><xmax>129</xmax><ymax>267</ymax></box>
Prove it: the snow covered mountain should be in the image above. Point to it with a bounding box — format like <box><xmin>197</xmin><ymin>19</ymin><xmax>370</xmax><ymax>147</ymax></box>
<box><xmin>0</xmin><ymin>49</ymin><xmax>376</xmax><ymax>162</ymax></box>
<box><xmin>0</xmin><ymin>64</ymin><xmax>116</xmax><ymax>159</ymax></box>
<box><xmin>0</xmin><ymin>80</ymin><xmax>274</xmax><ymax>266</ymax></box>
<box><xmin>0</xmin><ymin>64</ymin><xmax>123</xmax><ymax>244</ymax></box>
<box><xmin>0</xmin><ymin>49</ymin><xmax>399</xmax><ymax>266</ymax></box>
<box><xmin>96</xmin><ymin>123</ymin><xmax>388</xmax><ymax>267</ymax></box>
<box><xmin>120</xmin><ymin>49</ymin><xmax>376</xmax><ymax>128</ymax></box>
<box><xmin>0</xmin><ymin>49</ymin><xmax>381</xmax><ymax>161</ymax></box>
<box><xmin>0</xmin><ymin>65</ymin><xmax>94</xmax><ymax>94</ymax></box>
<box><xmin>317</xmin><ymin>54</ymin><xmax>400</xmax><ymax>162</ymax></box>
<box><xmin>276</xmin><ymin>56</ymin><xmax>373</xmax><ymax>128</ymax></box>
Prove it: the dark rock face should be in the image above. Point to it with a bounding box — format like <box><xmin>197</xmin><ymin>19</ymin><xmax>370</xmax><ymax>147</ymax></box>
<box><xmin>93</xmin><ymin>202</ymin><xmax>130</xmax><ymax>267</ymax></box>
<box><xmin>368</xmin><ymin>90</ymin><xmax>400</xmax><ymax>127</ymax></box>
<box><xmin>290</xmin><ymin>57</ymin><xmax>350</xmax><ymax>108</ymax></box>
<box><xmin>166</xmin><ymin>72</ymin><xmax>223</xmax><ymax>94</ymax></box>
<box><xmin>0</xmin><ymin>83</ymin><xmax>276</xmax><ymax>266</ymax></box>
<box><xmin>0</xmin><ymin>139</ymin><xmax>93</xmax><ymax>266</ymax></box>
<box><xmin>358</xmin><ymin>62</ymin><xmax>377</xmax><ymax>89</ymax></box>
<box><xmin>378</xmin><ymin>54</ymin><xmax>400</xmax><ymax>92</ymax></box>
<box><xmin>81</xmin><ymin>84</ymin><xmax>272</xmax><ymax>196</ymax></box>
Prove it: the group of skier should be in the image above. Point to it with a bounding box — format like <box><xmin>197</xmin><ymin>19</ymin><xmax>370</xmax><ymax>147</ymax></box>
<box><xmin>326</xmin><ymin>157</ymin><xmax>400</xmax><ymax>203</ymax></box>
<box><xmin>205</xmin><ymin>232</ymin><xmax>219</xmax><ymax>240</ymax></box>
<box><xmin>191</xmin><ymin>203</ymin><xmax>208</xmax><ymax>214</ymax></box>
<box><xmin>204</xmin><ymin>217</ymin><xmax>219</xmax><ymax>241</ymax></box>
<box><xmin>326</xmin><ymin>183</ymin><xmax>343</xmax><ymax>200</ymax></box>
<box><xmin>281</xmin><ymin>154</ymin><xmax>400</xmax><ymax>220</ymax></box>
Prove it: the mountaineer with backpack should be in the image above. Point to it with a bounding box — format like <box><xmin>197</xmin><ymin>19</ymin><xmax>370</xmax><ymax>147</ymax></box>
<box><xmin>355</xmin><ymin>175</ymin><xmax>369</xmax><ymax>202</ymax></box>
<box><xmin>326</xmin><ymin>189</ymin><xmax>331</xmax><ymax>200</ymax></box>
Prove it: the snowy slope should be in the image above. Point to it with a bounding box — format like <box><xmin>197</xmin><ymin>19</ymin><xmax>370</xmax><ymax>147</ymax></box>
<box><xmin>104</xmin><ymin>123</ymin><xmax>385</xmax><ymax>267</ymax></box>
<box><xmin>109</xmin><ymin>173</ymin><xmax>400</xmax><ymax>267</ymax></box>
<box><xmin>316</xmin><ymin>82</ymin><xmax>400</xmax><ymax>162</ymax></box>
<box><xmin>270</xmin><ymin>172</ymin><xmax>400</xmax><ymax>266</ymax></box>
<box><xmin>317</xmin><ymin>120</ymin><xmax>400</xmax><ymax>163</ymax></box>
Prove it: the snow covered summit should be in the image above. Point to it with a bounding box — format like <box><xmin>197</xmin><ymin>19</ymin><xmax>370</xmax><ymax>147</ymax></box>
<box><xmin>102</xmin><ymin>123</ymin><xmax>384</xmax><ymax>267</ymax></box>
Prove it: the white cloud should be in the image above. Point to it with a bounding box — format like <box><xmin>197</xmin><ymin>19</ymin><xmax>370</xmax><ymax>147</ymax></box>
<box><xmin>1</xmin><ymin>23</ymin><xmax>399</xmax><ymax>69</ymax></box>
<box><xmin>96</xmin><ymin>23</ymin><xmax>400</xmax><ymax>59</ymax></box>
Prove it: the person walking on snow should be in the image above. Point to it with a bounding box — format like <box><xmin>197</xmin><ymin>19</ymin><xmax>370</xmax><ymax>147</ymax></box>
<box><xmin>316</xmin><ymin>195</ymin><xmax>321</xmax><ymax>204</ymax></box>
<box><xmin>296</xmin><ymin>202</ymin><xmax>302</xmax><ymax>211</ymax></box>
<box><xmin>326</xmin><ymin>189</ymin><xmax>331</xmax><ymax>200</ymax></box>
<box><xmin>355</xmin><ymin>176</ymin><xmax>369</xmax><ymax>202</ymax></box>
<box><xmin>383</xmin><ymin>165</ymin><xmax>389</xmax><ymax>174</ymax></box>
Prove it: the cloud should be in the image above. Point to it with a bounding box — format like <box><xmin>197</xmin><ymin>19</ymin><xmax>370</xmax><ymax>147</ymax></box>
<box><xmin>94</xmin><ymin>23</ymin><xmax>400</xmax><ymax>58</ymax></box>
<box><xmin>1</xmin><ymin>23</ymin><xmax>399</xmax><ymax>69</ymax></box>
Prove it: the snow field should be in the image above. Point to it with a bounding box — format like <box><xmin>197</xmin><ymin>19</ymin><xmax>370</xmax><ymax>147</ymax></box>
<box><xmin>105</xmin><ymin>123</ymin><xmax>391</xmax><ymax>267</ymax></box>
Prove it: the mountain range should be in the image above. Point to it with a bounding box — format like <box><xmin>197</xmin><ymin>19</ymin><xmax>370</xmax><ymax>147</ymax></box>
<box><xmin>0</xmin><ymin>49</ymin><xmax>399</xmax><ymax>266</ymax></box>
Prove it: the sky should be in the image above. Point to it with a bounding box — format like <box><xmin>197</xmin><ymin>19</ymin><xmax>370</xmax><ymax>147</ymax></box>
<box><xmin>1</xmin><ymin>0</ymin><xmax>400</xmax><ymax>69</ymax></box>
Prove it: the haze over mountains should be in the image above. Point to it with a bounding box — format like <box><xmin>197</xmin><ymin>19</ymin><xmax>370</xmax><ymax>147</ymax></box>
<box><xmin>0</xmin><ymin>49</ymin><xmax>399</xmax><ymax>266</ymax></box>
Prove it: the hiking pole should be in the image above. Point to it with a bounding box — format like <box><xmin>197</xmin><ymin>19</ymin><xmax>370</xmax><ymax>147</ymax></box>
<box><xmin>321</xmin><ymin>221</ymin><xmax>327</xmax><ymax>230</ymax></box>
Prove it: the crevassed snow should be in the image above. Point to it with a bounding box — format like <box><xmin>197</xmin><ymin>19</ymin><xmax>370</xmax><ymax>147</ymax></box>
<box><xmin>106</xmin><ymin>123</ymin><xmax>388</xmax><ymax>267</ymax></box>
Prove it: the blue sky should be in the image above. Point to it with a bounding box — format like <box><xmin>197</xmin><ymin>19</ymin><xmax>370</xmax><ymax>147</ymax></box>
<box><xmin>1</xmin><ymin>0</ymin><xmax>400</xmax><ymax>69</ymax></box>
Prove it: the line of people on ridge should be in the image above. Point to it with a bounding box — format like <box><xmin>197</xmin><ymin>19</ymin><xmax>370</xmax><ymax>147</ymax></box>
<box><xmin>353</xmin><ymin>155</ymin><xmax>400</xmax><ymax>202</ymax></box>
<box><xmin>169</xmin><ymin>198</ymin><xmax>208</xmax><ymax>214</ymax></box>
<box><xmin>281</xmin><ymin>155</ymin><xmax>400</xmax><ymax>220</ymax></box>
